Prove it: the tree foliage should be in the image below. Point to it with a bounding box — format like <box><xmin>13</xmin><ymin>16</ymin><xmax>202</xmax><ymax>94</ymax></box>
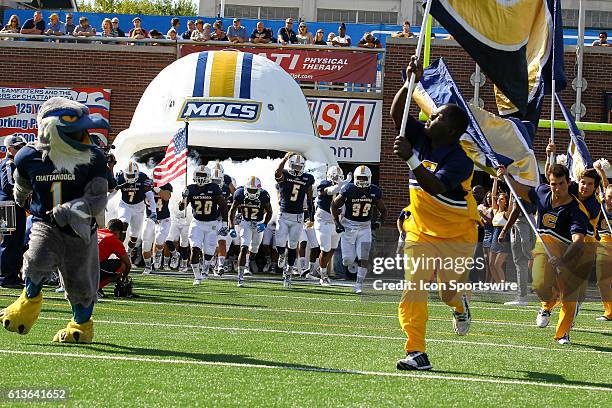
<box><xmin>77</xmin><ymin>0</ymin><xmax>198</xmax><ymax>16</ymax></box>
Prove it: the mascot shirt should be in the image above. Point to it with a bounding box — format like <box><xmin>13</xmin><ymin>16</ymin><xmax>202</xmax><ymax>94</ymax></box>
<box><xmin>14</xmin><ymin>145</ymin><xmax>108</xmax><ymax>222</ymax></box>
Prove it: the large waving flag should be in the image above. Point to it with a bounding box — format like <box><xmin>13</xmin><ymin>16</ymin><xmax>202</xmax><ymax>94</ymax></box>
<box><xmin>428</xmin><ymin>0</ymin><xmax>566</xmax><ymax>118</ymax></box>
<box><xmin>412</xmin><ymin>58</ymin><xmax>540</xmax><ymax>186</ymax></box>
<box><xmin>153</xmin><ymin>126</ymin><xmax>188</xmax><ymax>187</ymax></box>
<box><xmin>556</xmin><ymin>93</ymin><xmax>593</xmax><ymax>181</ymax></box>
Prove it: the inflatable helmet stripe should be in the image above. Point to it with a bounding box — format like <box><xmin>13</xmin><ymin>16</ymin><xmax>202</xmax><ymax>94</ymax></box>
<box><xmin>193</xmin><ymin>51</ymin><xmax>253</xmax><ymax>99</ymax></box>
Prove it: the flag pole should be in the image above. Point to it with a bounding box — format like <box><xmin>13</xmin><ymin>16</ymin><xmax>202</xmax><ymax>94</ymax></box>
<box><xmin>423</xmin><ymin>14</ymin><xmax>433</xmax><ymax>67</ymax></box>
<box><xmin>399</xmin><ymin>0</ymin><xmax>433</xmax><ymax>139</ymax></box>
<box><xmin>574</xmin><ymin>0</ymin><xmax>586</xmax><ymax>120</ymax></box>
<box><xmin>549</xmin><ymin>0</ymin><xmax>558</xmax><ymax>164</ymax></box>
<box><xmin>184</xmin><ymin>117</ymin><xmax>190</xmax><ymax>217</ymax></box>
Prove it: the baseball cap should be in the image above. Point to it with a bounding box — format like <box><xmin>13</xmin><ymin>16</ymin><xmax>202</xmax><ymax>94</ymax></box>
<box><xmin>4</xmin><ymin>135</ymin><xmax>27</xmax><ymax>148</ymax></box>
<box><xmin>316</xmin><ymin>29</ymin><xmax>324</xmax><ymax>33</ymax></box>
<box><xmin>285</xmin><ymin>18</ymin><xmax>293</xmax><ymax>23</ymax></box>
<box><xmin>111</xmin><ymin>17</ymin><xmax>119</xmax><ymax>23</ymax></box>
<box><xmin>233</xmin><ymin>18</ymin><xmax>240</xmax><ymax>22</ymax></box>
<box><xmin>66</xmin><ymin>13</ymin><xmax>73</xmax><ymax>18</ymax></box>
<box><xmin>132</xmin><ymin>16</ymin><xmax>141</xmax><ymax>22</ymax></box>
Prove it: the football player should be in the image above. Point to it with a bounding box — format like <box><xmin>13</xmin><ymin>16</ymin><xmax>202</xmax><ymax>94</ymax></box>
<box><xmin>595</xmin><ymin>183</ymin><xmax>612</xmax><ymax>321</ymax></box>
<box><xmin>314</xmin><ymin>165</ymin><xmax>351</xmax><ymax>286</ymax></box>
<box><xmin>166</xmin><ymin>210</ymin><xmax>190</xmax><ymax>272</ymax></box>
<box><xmin>229</xmin><ymin>176</ymin><xmax>273</xmax><ymax>287</ymax></box>
<box><xmin>209</xmin><ymin>162</ymin><xmax>236</xmax><ymax>275</ymax></box>
<box><xmin>180</xmin><ymin>165</ymin><xmax>228</xmax><ymax>285</ymax></box>
<box><xmin>275</xmin><ymin>152</ymin><xmax>315</xmax><ymax>288</ymax></box>
<box><xmin>141</xmin><ymin>182</ymin><xmax>173</xmax><ymax>274</ymax></box>
<box><xmin>298</xmin><ymin>196</ymin><xmax>321</xmax><ymax>279</ymax></box>
<box><xmin>331</xmin><ymin>165</ymin><xmax>386</xmax><ymax>294</ymax></box>
<box><xmin>115</xmin><ymin>160</ymin><xmax>157</xmax><ymax>255</ymax></box>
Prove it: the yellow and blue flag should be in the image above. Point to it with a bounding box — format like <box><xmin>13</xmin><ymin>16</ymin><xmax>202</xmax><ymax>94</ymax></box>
<box><xmin>428</xmin><ymin>0</ymin><xmax>566</xmax><ymax>118</ymax></box>
<box><xmin>412</xmin><ymin>58</ymin><xmax>540</xmax><ymax>186</ymax></box>
<box><xmin>556</xmin><ymin>93</ymin><xmax>593</xmax><ymax>181</ymax></box>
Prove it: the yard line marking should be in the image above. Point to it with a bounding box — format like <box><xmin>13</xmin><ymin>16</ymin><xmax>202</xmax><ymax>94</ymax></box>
<box><xmin>36</xmin><ymin>317</ymin><xmax>612</xmax><ymax>355</ymax></box>
<box><xmin>0</xmin><ymin>349</ymin><xmax>609</xmax><ymax>392</ymax></box>
<box><xmin>8</xmin><ymin>295</ymin><xmax>611</xmax><ymax>334</ymax></box>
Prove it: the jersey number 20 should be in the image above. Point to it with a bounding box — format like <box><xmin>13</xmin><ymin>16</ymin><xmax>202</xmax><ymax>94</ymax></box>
<box><xmin>194</xmin><ymin>201</ymin><xmax>213</xmax><ymax>215</ymax></box>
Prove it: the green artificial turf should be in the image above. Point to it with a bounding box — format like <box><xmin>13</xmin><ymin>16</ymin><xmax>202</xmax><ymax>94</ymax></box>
<box><xmin>0</xmin><ymin>271</ymin><xmax>610</xmax><ymax>407</ymax></box>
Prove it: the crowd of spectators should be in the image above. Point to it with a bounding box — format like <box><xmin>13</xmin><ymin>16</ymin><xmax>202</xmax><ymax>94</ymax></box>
<box><xmin>0</xmin><ymin>10</ymin><xmax>394</xmax><ymax>48</ymax></box>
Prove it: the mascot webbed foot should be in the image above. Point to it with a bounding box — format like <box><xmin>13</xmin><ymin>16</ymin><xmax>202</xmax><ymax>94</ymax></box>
<box><xmin>53</xmin><ymin>319</ymin><xmax>93</xmax><ymax>344</ymax></box>
<box><xmin>0</xmin><ymin>289</ymin><xmax>42</xmax><ymax>335</ymax></box>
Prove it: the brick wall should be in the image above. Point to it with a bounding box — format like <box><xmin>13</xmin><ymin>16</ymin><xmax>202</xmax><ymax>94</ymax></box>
<box><xmin>0</xmin><ymin>42</ymin><xmax>177</xmax><ymax>138</ymax></box>
<box><xmin>381</xmin><ymin>38</ymin><xmax>612</xmax><ymax>221</ymax></box>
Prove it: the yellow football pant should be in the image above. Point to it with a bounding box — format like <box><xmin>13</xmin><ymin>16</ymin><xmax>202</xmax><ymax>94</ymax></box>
<box><xmin>596</xmin><ymin>237</ymin><xmax>612</xmax><ymax>319</ymax></box>
<box><xmin>532</xmin><ymin>238</ymin><xmax>591</xmax><ymax>340</ymax></box>
<box><xmin>398</xmin><ymin>229</ymin><xmax>477</xmax><ymax>353</ymax></box>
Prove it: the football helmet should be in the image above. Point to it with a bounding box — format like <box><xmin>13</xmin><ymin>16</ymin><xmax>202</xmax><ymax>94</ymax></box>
<box><xmin>211</xmin><ymin>166</ymin><xmax>224</xmax><ymax>186</ymax></box>
<box><xmin>326</xmin><ymin>165</ymin><xmax>344</xmax><ymax>184</ymax></box>
<box><xmin>194</xmin><ymin>165</ymin><xmax>211</xmax><ymax>186</ymax></box>
<box><xmin>354</xmin><ymin>165</ymin><xmax>372</xmax><ymax>188</ymax></box>
<box><xmin>245</xmin><ymin>176</ymin><xmax>262</xmax><ymax>200</ymax></box>
<box><xmin>124</xmin><ymin>160</ymin><xmax>139</xmax><ymax>183</ymax></box>
<box><xmin>287</xmin><ymin>154</ymin><xmax>305</xmax><ymax>176</ymax></box>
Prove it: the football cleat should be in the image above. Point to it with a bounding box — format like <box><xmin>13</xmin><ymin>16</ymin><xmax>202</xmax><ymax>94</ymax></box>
<box><xmin>353</xmin><ymin>282</ymin><xmax>363</xmax><ymax>294</ymax></box>
<box><xmin>142</xmin><ymin>266</ymin><xmax>152</xmax><ymax>275</ymax></box>
<box><xmin>536</xmin><ymin>308</ymin><xmax>552</xmax><ymax>328</ymax></box>
<box><xmin>277</xmin><ymin>253</ymin><xmax>287</xmax><ymax>269</ymax></box>
<box><xmin>319</xmin><ymin>277</ymin><xmax>331</xmax><ymax>287</ymax></box>
<box><xmin>193</xmin><ymin>278</ymin><xmax>202</xmax><ymax>285</ymax></box>
<box><xmin>154</xmin><ymin>253</ymin><xmax>163</xmax><ymax>270</ymax></box>
<box><xmin>596</xmin><ymin>316</ymin><xmax>612</xmax><ymax>321</ymax></box>
<box><xmin>0</xmin><ymin>289</ymin><xmax>43</xmax><ymax>335</ymax></box>
<box><xmin>163</xmin><ymin>263</ymin><xmax>171</xmax><ymax>271</ymax></box>
<box><xmin>179</xmin><ymin>260</ymin><xmax>189</xmax><ymax>273</ymax></box>
<box><xmin>283</xmin><ymin>271</ymin><xmax>292</xmax><ymax>288</ymax></box>
<box><xmin>557</xmin><ymin>333</ymin><xmax>570</xmax><ymax>345</ymax></box>
<box><xmin>53</xmin><ymin>319</ymin><xmax>93</xmax><ymax>344</ymax></box>
<box><xmin>452</xmin><ymin>295</ymin><xmax>471</xmax><ymax>336</ymax></box>
<box><xmin>170</xmin><ymin>252</ymin><xmax>181</xmax><ymax>269</ymax></box>
<box><xmin>291</xmin><ymin>266</ymin><xmax>300</xmax><ymax>276</ymax></box>
<box><xmin>396</xmin><ymin>351</ymin><xmax>432</xmax><ymax>371</ymax></box>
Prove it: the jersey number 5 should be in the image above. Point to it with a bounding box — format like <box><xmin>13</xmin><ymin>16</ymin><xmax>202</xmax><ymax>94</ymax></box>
<box><xmin>290</xmin><ymin>184</ymin><xmax>300</xmax><ymax>202</ymax></box>
<box><xmin>352</xmin><ymin>203</ymin><xmax>371</xmax><ymax>217</ymax></box>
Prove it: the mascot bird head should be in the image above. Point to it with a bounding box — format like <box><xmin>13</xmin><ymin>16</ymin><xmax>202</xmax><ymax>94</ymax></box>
<box><xmin>36</xmin><ymin>97</ymin><xmax>110</xmax><ymax>173</ymax></box>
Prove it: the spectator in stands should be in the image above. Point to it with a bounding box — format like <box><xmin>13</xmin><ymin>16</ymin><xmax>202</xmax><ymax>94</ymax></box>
<box><xmin>332</xmin><ymin>23</ymin><xmax>351</xmax><ymax>47</ymax></box>
<box><xmin>111</xmin><ymin>17</ymin><xmax>125</xmax><ymax>37</ymax></box>
<box><xmin>128</xmin><ymin>16</ymin><xmax>148</xmax><ymax>38</ymax></box>
<box><xmin>97</xmin><ymin>219</ymin><xmax>132</xmax><ymax>298</ymax></box>
<box><xmin>0</xmin><ymin>14</ymin><xmax>20</xmax><ymax>37</ymax></box>
<box><xmin>20</xmin><ymin>10</ymin><xmax>45</xmax><ymax>36</ymax></box>
<box><xmin>191</xmin><ymin>20</ymin><xmax>210</xmax><ymax>42</ymax></box>
<box><xmin>326</xmin><ymin>32</ymin><xmax>336</xmax><ymax>46</ymax></box>
<box><xmin>227</xmin><ymin>18</ymin><xmax>248</xmax><ymax>43</ymax></box>
<box><xmin>167</xmin><ymin>28</ymin><xmax>178</xmax><ymax>40</ymax></box>
<box><xmin>296</xmin><ymin>22</ymin><xmax>313</xmax><ymax>44</ymax></box>
<box><xmin>100</xmin><ymin>18</ymin><xmax>117</xmax><ymax>38</ymax></box>
<box><xmin>129</xmin><ymin>27</ymin><xmax>147</xmax><ymax>44</ymax></box>
<box><xmin>64</xmin><ymin>13</ymin><xmax>76</xmax><ymax>35</ymax></box>
<box><xmin>170</xmin><ymin>17</ymin><xmax>180</xmax><ymax>34</ymax></box>
<box><xmin>149</xmin><ymin>29</ymin><xmax>165</xmax><ymax>45</ymax></box>
<box><xmin>593</xmin><ymin>31</ymin><xmax>610</xmax><ymax>47</ymax></box>
<box><xmin>357</xmin><ymin>32</ymin><xmax>381</xmax><ymax>48</ymax></box>
<box><xmin>250</xmin><ymin>21</ymin><xmax>273</xmax><ymax>44</ymax></box>
<box><xmin>182</xmin><ymin>20</ymin><xmax>194</xmax><ymax>40</ymax></box>
<box><xmin>73</xmin><ymin>16</ymin><xmax>96</xmax><ymax>38</ymax></box>
<box><xmin>212</xmin><ymin>21</ymin><xmax>228</xmax><ymax>41</ymax></box>
<box><xmin>313</xmin><ymin>29</ymin><xmax>326</xmax><ymax>45</ymax></box>
<box><xmin>392</xmin><ymin>21</ymin><xmax>414</xmax><ymax>38</ymax></box>
<box><xmin>45</xmin><ymin>13</ymin><xmax>65</xmax><ymax>37</ymax></box>
<box><xmin>277</xmin><ymin>18</ymin><xmax>297</xmax><ymax>44</ymax></box>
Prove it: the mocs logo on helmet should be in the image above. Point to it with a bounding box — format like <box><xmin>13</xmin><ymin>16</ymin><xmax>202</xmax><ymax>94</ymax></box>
<box><xmin>178</xmin><ymin>98</ymin><xmax>261</xmax><ymax>123</ymax></box>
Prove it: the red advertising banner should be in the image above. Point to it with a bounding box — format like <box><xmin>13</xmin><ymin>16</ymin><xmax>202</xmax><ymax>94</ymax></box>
<box><xmin>181</xmin><ymin>45</ymin><xmax>378</xmax><ymax>84</ymax></box>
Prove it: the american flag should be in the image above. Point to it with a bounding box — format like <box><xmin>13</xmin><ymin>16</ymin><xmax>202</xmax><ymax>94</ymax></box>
<box><xmin>153</xmin><ymin>126</ymin><xmax>188</xmax><ymax>187</ymax></box>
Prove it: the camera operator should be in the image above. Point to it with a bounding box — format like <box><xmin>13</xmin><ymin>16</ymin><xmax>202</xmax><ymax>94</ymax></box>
<box><xmin>97</xmin><ymin>218</ymin><xmax>135</xmax><ymax>297</ymax></box>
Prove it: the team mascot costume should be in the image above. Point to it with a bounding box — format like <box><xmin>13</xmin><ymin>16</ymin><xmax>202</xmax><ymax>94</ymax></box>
<box><xmin>0</xmin><ymin>97</ymin><xmax>109</xmax><ymax>343</ymax></box>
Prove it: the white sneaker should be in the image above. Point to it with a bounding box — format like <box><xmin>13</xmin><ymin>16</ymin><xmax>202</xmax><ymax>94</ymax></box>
<box><xmin>396</xmin><ymin>351</ymin><xmax>432</xmax><ymax>371</ymax></box>
<box><xmin>283</xmin><ymin>271</ymin><xmax>292</xmax><ymax>288</ymax></box>
<box><xmin>153</xmin><ymin>253</ymin><xmax>163</xmax><ymax>270</ymax></box>
<box><xmin>353</xmin><ymin>282</ymin><xmax>363</xmax><ymax>294</ymax></box>
<box><xmin>163</xmin><ymin>263</ymin><xmax>171</xmax><ymax>271</ymax></box>
<box><xmin>170</xmin><ymin>252</ymin><xmax>180</xmax><ymax>269</ymax></box>
<box><xmin>452</xmin><ymin>295</ymin><xmax>471</xmax><ymax>336</ymax></box>
<box><xmin>237</xmin><ymin>276</ymin><xmax>245</xmax><ymax>287</ymax></box>
<box><xmin>193</xmin><ymin>278</ymin><xmax>202</xmax><ymax>285</ymax></box>
<box><xmin>536</xmin><ymin>308</ymin><xmax>552</xmax><ymax>328</ymax></box>
<box><xmin>320</xmin><ymin>277</ymin><xmax>331</xmax><ymax>287</ymax></box>
<box><xmin>504</xmin><ymin>297</ymin><xmax>529</xmax><ymax>306</ymax></box>
<box><xmin>143</xmin><ymin>266</ymin><xmax>152</xmax><ymax>275</ymax></box>
<box><xmin>557</xmin><ymin>333</ymin><xmax>570</xmax><ymax>345</ymax></box>
<box><xmin>179</xmin><ymin>260</ymin><xmax>188</xmax><ymax>273</ymax></box>
<box><xmin>278</xmin><ymin>253</ymin><xmax>287</xmax><ymax>269</ymax></box>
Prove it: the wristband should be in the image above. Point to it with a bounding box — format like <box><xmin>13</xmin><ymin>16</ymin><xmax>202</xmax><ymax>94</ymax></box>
<box><xmin>406</xmin><ymin>154</ymin><xmax>422</xmax><ymax>170</ymax></box>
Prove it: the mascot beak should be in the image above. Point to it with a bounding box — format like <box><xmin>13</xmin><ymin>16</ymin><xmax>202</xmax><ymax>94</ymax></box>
<box><xmin>62</xmin><ymin>113</ymin><xmax>110</xmax><ymax>134</ymax></box>
<box><xmin>44</xmin><ymin>109</ymin><xmax>111</xmax><ymax>152</ymax></box>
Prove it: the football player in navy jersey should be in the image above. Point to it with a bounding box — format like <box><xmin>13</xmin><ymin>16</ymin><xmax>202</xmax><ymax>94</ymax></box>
<box><xmin>0</xmin><ymin>97</ymin><xmax>109</xmax><ymax>343</ymax></box>
<box><xmin>166</xmin><ymin>209</ymin><xmax>190</xmax><ymax>272</ymax></box>
<box><xmin>209</xmin><ymin>162</ymin><xmax>236</xmax><ymax>275</ymax></box>
<box><xmin>315</xmin><ymin>165</ymin><xmax>351</xmax><ymax>286</ymax></box>
<box><xmin>115</xmin><ymin>160</ymin><xmax>157</xmax><ymax>256</ymax></box>
<box><xmin>229</xmin><ymin>176</ymin><xmax>273</xmax><ymax>287</ymax></box>
<box><xmin>332</xmin><ymin>165</ymin><xmax>387</xmax><ymax>294</ymax></box>
<box><xmin>180</xmin><ymin>165</ymin><xmax>228</xmax><ymax>285</ymax></box>
<box><xmin>274</xmin><ymin>152</ymin><xmax>315</xmax><ymax>288</ymax></box>
<box><xmin>298</xmin><ymin>202</ymin><xmax>320</xmax><ymax>278</ymax></box>
<box><xmin>499</xmin><ymin>164</ymin><xmax>589</xmax><ymax>344</ymax></box>
<box><xmin>141</xmin><ymin>182</ymin><xmax>173</xmax><ymax>274</ymax></box>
